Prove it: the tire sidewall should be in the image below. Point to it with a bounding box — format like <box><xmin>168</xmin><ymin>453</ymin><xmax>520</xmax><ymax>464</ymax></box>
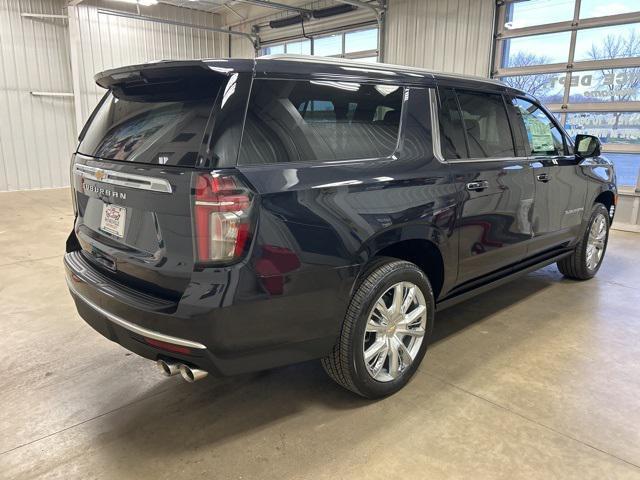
<box><xmin>581</xmin><ymin>204</ymin><xmax>610</xmax><ymax>276</ymax></box>
<box><xmin>349</xmin><ymin>263</ymin><xmax>435</xmax><ymax>398</ymax></box>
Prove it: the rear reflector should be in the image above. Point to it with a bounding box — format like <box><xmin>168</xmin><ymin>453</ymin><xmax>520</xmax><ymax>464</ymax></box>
<box><xmin>194</xmin><ymin>173</ymin><xmax>253</xmax><ymax>263</ymax></box>
<box><xmin>144</xmin><ymin>337</ymin><xmax>192</xmax><ymax>355</ymax></box>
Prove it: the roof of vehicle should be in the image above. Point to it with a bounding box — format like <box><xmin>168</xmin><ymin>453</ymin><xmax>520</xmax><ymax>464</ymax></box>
<box><xmin>94</xmin><ymin>56</ymin><xmax>522</xmax><ymax>94</ymax></box>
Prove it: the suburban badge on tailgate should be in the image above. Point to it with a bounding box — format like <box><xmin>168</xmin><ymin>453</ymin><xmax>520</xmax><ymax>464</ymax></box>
<box><xmin>83</xmin><ymin>182</ymin><xmax>127</xmax><ymax>200</ymax></box>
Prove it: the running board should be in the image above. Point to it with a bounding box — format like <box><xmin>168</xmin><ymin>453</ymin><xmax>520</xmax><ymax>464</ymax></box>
<box><xmin>436</xmin><ymin>250</ymin><xmax>573</xmax><ymax>311</ymax></box>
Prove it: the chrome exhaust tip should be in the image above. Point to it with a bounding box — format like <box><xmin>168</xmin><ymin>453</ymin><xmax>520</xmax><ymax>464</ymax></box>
<box><xmin>179</xmin><ymin>364</ymin><xmax>208</xmax><ymax>383</ymax></box>
<box><xmin>157</xmin><ymin>358</ymin><xmax>180</xmax><ymax>377</ymax></box>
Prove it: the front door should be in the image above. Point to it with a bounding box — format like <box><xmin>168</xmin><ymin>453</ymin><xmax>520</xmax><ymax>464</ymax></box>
<box><xmin>507</xmin><ymin>96</ymin><xmax>589</xmax><ymax>255</ymax></box>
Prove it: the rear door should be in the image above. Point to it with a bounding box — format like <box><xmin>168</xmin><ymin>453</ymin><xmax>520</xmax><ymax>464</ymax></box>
<box><xmin>71</xmin><ymin>67</ymin><xmax>250</xmax><ymax>298</ymax></box>
<box><xmin>506</xmin><ymin>96</ymin><xmax>589</xmax><ymax>254</ymax></box>
<box><xmin>438</xmin><ymin>87</ymin><xmax>535</xmax><ymax>284</ymax></box>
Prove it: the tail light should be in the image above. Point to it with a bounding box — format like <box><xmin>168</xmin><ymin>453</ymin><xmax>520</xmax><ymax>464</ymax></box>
<box><xmin>193</xmin><ymin>173</ymin><xmax>253</xmax><ymax>264</ymax></box>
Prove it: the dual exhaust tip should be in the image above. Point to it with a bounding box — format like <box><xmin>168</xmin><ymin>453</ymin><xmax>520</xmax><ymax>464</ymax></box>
<box><xmin>157</xmin><ymin>358</ymin><xmax>208</xmax><ymax>383</ymax></box>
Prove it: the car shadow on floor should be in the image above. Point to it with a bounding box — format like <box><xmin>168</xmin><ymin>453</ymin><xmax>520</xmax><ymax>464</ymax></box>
<box><xmin>99</xmin><ymin>268</ymin><xmax>558</xmax><ymax>460</ymax></box>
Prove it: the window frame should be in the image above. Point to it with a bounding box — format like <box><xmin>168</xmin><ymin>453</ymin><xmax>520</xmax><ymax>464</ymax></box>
<box><xmin>437</xmin><ymin>87</ymin><xmax>519</xmax><ymax>162</ymax></box>
<box><xmin>259</xmin><ymin>24</ymin><xmax>379</xmax><ymax>61</ymax></box>
<box><xmin>509</xmin><ymin>95</ymin><xmax>573</xmax><ymax>157</ymax></box>
<box><xmin>493</xmin><ymin>0</ymin><xmax>640</xmax><ymax>189</ymax></box>
<box><xmin>236</xmin><ymin>76</ymin><xmax>408</xmax><ymax>167</ymax></box>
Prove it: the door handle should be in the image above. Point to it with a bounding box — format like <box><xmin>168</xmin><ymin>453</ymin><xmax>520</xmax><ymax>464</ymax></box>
<box><xmin>466</xmin><ymin>180</ymin><xmax>489</xmax><ymax>192</ymax></box>
<box><xmin>536</xmin><ymin>173</ymin><xmax>550</xmax><ymax>183</ymax></box>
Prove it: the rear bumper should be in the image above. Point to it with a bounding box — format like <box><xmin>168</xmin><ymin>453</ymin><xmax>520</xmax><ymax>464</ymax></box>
<box><xmin>64</xmin><ymin>251</ymin><xmax>352</xmax><ymax>375</ymax></box>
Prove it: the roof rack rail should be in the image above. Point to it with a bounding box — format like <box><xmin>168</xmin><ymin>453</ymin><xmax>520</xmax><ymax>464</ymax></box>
<box><xmin>258</xmin><ymin>54</ymin><xmax>505</xmax><ymax>86</ymax></box>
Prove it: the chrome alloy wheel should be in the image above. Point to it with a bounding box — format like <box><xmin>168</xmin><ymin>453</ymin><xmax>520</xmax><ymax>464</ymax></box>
<box><xmin>362</xmin><ymin>282</ymin><xmax>427</xmax><ymax>382</ymax></box>
<box><xmin>586</xmin><ymin>213</ymin><xmax>607</xmax><ymax>271</ymax></box>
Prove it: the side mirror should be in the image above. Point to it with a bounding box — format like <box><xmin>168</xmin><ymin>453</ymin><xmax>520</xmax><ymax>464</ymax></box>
<box><xmin>575</xmin><ymin>134</ymin><xmax>601</xmax><ymax>158</ymax></box>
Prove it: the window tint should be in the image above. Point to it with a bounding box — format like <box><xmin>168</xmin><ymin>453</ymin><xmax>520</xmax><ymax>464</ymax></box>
<box><xmin>510</xmin><ymin>97</ymin><xmax>565</xmax><ymax>155</ymax></box>
<box><xmin>239</xmin><ymin>80</ymin><xmax>403</xmax><ymax>165</ymax></box>
<box><xmin>79</xmin><ymin>74</ymin><xmax>223</xmax><ymax>166</ymax></box>
<box><xmin>438</xmin><ymin>89</ymin><xmax>467</xmax><ymax>159</ymax></box>
<box><xmin>456</xmin><ymin>91</ymin><xmax>515</xmax><ymax>158</ymax></box>
<box><xmin>403</xmin><ymin>89</ymin><xmax>434</xmax><ymax>161</ymax></box>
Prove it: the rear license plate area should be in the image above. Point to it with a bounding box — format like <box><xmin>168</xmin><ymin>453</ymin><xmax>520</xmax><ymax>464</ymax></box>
<box><xmin>100</xmin><ymin>204</ymin><xmax>126</xmax><ymax>238</ymax></box>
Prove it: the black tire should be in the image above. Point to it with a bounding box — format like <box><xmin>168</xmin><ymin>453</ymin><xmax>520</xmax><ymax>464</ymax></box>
<box><xmin>321</xmin><ymin>259</ymin><xmax>435</xmax><ymax>398</ymax></box>
<box><xmin>557</xmin><ymin>203</ymin><xmax>610</xmax><ymax>280</ymax></box>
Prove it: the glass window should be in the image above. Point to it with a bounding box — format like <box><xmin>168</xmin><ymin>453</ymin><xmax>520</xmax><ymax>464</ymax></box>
<box><xmin>345</xmin><ymin>28</ymin><xmax>378</xmax><ymax>54</ymax></box>
<box><xmin>501</xmin><ymin>32</ymin><xmax>572</xmax><ymax>68</ymax></box>
<box><xmin>456</xmin><ymin>91</ymin><xmax>516</xmax><ymax>158</ymax></box>
<box><xmin>565</xmin><ymin>111</ymin><xmax>640</xmax><ymax>146</ymax></box>
<box><xmin>574</xmin><ymin>23</ymin><xmax>640</xmax><ymax>61</ymax></box>
<box><xmin>239</xmin><ymin>80</ymin><xmax>403</xmax><ymax>164</ymax></box>
<box><xmin>286</xmin><ymin>40</ymin><xmax>311</xmax><ymax>55</ymax></box>
<box><xmin>580</xmin><ymin>0</ymin><xmax>640</xmax><ymax>19</ymax></box>
<box><xmin>262</xmin><ymin>44</ymin><xmax>284</xmax><ymax>56</ymax></box>
<box><xmin>314</xmin><ymin>34</ymin><xmax>342</xmax><ymax>56</ymax></box>
<box><xmin>78</xmin><ymin>75</ymin><xmax>223</xmax><ymax>166</ymax></box>
<box><xmin>510</xmin><ymin>97</ymin><xmax>565</xmax><ymax>155</ymax></box>
<box><xmin>599</xmin><ymin>152</ymin><xmax>640</xmax><ymax>186</ymax></box>
<box><xmin>500</xmin><ymin>73</ymin><xmax>565</xmax><ymax>104</ymax></box>
<box><xmin>505</xmin><ymin>0</ymin><xmax>575</xmax><ymax>30</ymax></box>
<box><xmin>438</xmin><ymin>89</ymin><xmax>468</xmax><ymax>159</ymax></box>
<box><xmin>567</xmin><ymin>68</ymin><xmax>640</xmax><ymax>103</ymax></box>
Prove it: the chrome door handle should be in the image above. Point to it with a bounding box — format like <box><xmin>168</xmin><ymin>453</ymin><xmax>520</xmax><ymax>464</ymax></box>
<box><xmin>466</xmin><ymin>180</ymin><xmax>489</xmax><ymax>192</ymax></box>
<box><xmin>536</xmin><ymin>173</ymin><xmax>550</xmax><ymax>183</ymax></box>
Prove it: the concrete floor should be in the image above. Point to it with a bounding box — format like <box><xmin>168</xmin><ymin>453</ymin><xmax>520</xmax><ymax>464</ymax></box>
<box><xmin>2</xmin><ymin>188</ymin><xmax>640</xmax><ymax>479</ymax></box>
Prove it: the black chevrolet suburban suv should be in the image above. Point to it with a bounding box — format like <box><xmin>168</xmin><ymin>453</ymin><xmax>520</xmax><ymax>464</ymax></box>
<box><xmin>65</xmin><ymin>55</ymin><xmax>616</xmax><ymax>398</ymax></box>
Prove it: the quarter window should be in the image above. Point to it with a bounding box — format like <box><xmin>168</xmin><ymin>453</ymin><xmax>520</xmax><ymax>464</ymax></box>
<box><xmin>510</xmin><ymin>97</ymin><xmax>565</xmax><ymax>156</ymax></box>
<box><xmin>238</xmin><ymin>80</ymin><xmax>403</xmax><ymax>165</ymax></box>
<box><xmin>438</xmin><ymin>89</ymin><xmax>467</xmax><ymax>159</ymax></box>
<box><xmin>456</xmin><ymin>91</ymin><xmax>516</xmax><ymax>158</ymax></box>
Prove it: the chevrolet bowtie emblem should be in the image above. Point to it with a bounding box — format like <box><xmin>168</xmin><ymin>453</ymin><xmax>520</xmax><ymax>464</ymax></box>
<box><xmin>95</xmin><ymin>169</ymin><xmax>106</xmax><ymax>181</ymax></box>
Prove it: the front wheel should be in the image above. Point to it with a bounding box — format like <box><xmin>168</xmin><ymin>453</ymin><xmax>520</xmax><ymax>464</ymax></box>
<box><xmin>321</xmin><ymin>259</ymin><xmax>435</xmax><ymax>398</ymax></box>
<box><xmin>557</xmin><ymin>203</ymin><xmax>610</xmax><ymax>280</ymax></box>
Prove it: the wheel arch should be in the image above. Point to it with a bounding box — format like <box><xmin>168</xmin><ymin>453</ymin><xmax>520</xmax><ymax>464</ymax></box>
<box><xmin>594</xmin><ymin>190</ymin><xmax>616</xmax><ymax>220</ymax></box>
<box><xmin>354</xmin><ymin>225</ymin><xmax>453</xmax><ymax>301</ymax></box>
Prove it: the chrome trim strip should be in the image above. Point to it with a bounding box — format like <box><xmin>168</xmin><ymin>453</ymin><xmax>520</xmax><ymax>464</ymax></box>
<box><xmin>428</xmin><ymin>89</ymin><xmax>447</xmax><ymax>164</ymax></box>
<box><xmin>73</xmin><ymin>161</ymin><xmax>173</xmax><ymax>194</ymax></box>
<box><xmin>428</xmin><ymin>89</ymin><xmax>532</xmax><ymax>165</ymax></box>
<box><xmin>447</xmin><ymin>156</ymin><xmax>531</xmax><ymax>164</ymax></box>
<box><xmin>65</xmin><ymin>276</ymin><xmax>207</xmax><ymax>350</ymax></box>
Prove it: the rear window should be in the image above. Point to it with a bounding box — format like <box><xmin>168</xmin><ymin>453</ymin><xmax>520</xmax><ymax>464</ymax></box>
<box><xmin>238</xmin><ymin>79</ymin><xmax>403</xmax><ymax>165</ymax></box>
<box><xmin>78</xmin><ymin>74</ymin><xmax>223</xmax><ymax>166</ymax></box>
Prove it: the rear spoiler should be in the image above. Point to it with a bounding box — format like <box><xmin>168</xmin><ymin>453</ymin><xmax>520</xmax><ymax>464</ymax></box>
<box><xmin>94</xmin><ymin>61</ymin><xmax>217</xmax><ymax>90</ymax></box>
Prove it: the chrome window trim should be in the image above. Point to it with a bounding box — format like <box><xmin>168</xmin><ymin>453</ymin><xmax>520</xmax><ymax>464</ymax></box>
<box><xmin>65</xmin><ymin>276</ymin><xmax>207</xmax><ymax>350</ymax></box>
<box><xmin>429</xmin><ymin>89</ymin><xmax>530</xmax><ymax>164</ymax></box>
<box><xmin>73</xmin><ymin>158</ymin><xmax>173</xmax><ymax>194</ymax></box>
<box><xmin>429</xmin><ymin>89</ymin><xmax>447</xmax><ymax>164</ymax></box>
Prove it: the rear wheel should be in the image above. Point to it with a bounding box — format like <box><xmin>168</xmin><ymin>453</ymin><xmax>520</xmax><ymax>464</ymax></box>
<box><xmin>557</xmin><ymin>203</ymin><xmax>610</xmax><ymax>280</ymax></box>
<box><xmin>322</xmin><ymin>259</ymin><xmax>434</xmax><ymax>398</ymax></box>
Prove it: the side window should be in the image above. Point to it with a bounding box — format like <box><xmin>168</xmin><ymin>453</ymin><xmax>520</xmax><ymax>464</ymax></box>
<box><xmin>238</xmin><ymin>79</ymin><xmax>403</xmax><ymax>165</ymax></box>
<box><xmin>401</xmin><ymin>88</ymin><xmax>434</xmax><ymax>161</ymax></box>
<box><xmin>509</xmin><ymin>97</ymin><xmax>565</xmax><ymax>156</ymax></box>
<box><xmin>456</xmin><ymin>91</ymin><xmax>516</xmax><ymax>158</ymax></box>
<box><xmin>438</xmin><ymin>88</ymin><xmax>467</xmax><ymax>159</ymax></box>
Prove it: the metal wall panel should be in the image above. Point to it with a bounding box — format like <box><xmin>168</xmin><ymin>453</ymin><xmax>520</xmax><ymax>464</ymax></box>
<box><xmin>385</xmin><ymin>0</ymin><xmax>495</xmax><ymax>76</ymax></box>
<box><xmin>69</xmin><ymin>2</ymin><xmax>226</xmax><ymax>128</ymax></box>
<box><xmin>0</xmin><ymin>0</ymin><xmax>75</xmax><ymax>191</ymax></box>
<box><xmin>0</xmin><ymin>0</ymin><xmax>225</xmax><ymax>191</ymax></box>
